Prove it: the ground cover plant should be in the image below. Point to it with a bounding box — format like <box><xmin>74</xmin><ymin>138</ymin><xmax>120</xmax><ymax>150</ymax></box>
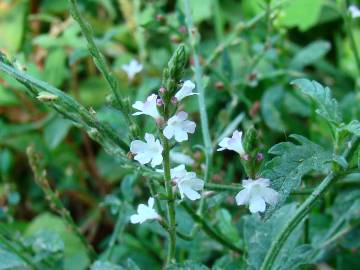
<box><xmin>1</xmin><ymin>0</ymin><xmax>360</xmax><ymax>269</ymax></box>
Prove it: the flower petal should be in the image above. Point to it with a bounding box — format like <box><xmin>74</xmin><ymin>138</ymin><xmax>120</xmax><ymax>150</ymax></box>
<box><xmin>235</xmin><ymin>189</ymin><xmax>250</xmax><ymax>205</ymax></box>
<box><xmin>249</xmin><ymin>194</ymin><xmax>266</xmax><ymax>213</ymax></box>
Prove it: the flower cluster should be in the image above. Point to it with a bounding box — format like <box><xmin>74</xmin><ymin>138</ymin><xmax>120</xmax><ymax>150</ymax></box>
<box><xmin>217</xmin><ymin>130</ymin><xmax>279</xmax><ymax>213</ymax></box>
<box><xmin>129</xmin><ymin>80</ymin><xmax>203</xmax><ymax>224</ymax></box>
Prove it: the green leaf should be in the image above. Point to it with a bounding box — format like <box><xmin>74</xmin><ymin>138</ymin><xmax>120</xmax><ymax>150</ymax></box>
<box><xmin>43</xmin><ymin>49</ymin><xmax>68</xmax><ymax>88</ymax></box>
<box><xmin>243</xmin><ymin>203</ymin><xmax>304</xmax><ymax>270</ymax></box>
<box><xmin>166</xmin><ymin>260</ymin><xmax>210</xmax><ymax>270</ymax></box>
<box><xmin>183</xmin><ymin>0</ymin><xmax>212</xmax><ymax>23</ymax></box>
<box><xmin>274</xmin><ymin>244</ymin><xmax>315</xmax><ymax>270</ymax></box>
<box><xmin>216</xmin><ymin>209</ymin><xmax>240</xmax><ymax>243</ymax></box>
<box><xmin>30</xmin><ymin>230</ymin><xmax>64</xmax><ymax>253</ymax></box>
<box><xmin>0</xmin><ymin>249</ymin><xmax>27</xmax><ymax>270</ymax></box>
<box><xmin>44</xmin><ymin>116</ymin><xmax>72</xmax><ymax>150</ymax></box>
<box><xmin>342</xmin><ymin>120</ymin><xmax>360</xmax><ymax>136</ymax></box>
<box><xmin>261</xmin><ymin>86</ymin><xmax>285</xmax><ymax>132</ymax></box>
<box><xmin>279</xmin><ymin>0</ymin><xmax>324</xmax><ymax>31</ymax></box>
<box><xmin>90</xmin><ymin>261</ymin><xmax>125</xmax><ymax>270</ymax></box>
<box><xmin>25</xmin><ymin>213</ymin><xmax>90</xmax><ymax>270</ymax></box>
<box><xmin>290</xmin><ymin>41</ymin><xmax>331</xmax><ymax>69</ymax></box>
<box><xmin>291</xmin><ymin>78</ymin><xmax>342</xmax><ymax>126</ymax></box>
<box><xmin>0</xmin><ymin>0</ymin><xmax>27</xmax><ymax>54</ymax></box>
<box><xmin>262</xmin><ymin>135</ymin><xmax>332</xmax><ymax>209</ymax></box>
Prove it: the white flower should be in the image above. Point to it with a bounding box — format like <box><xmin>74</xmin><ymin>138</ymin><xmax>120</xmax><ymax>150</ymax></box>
<box><xmin>163</xmin><ymin>111</ymin><xmax>196</xmax><ymax>142</ymax></box>
<box><xmin>171</xmin><ymin>165</ymin><xmax>204</xmax><ymax>200</ymax></box>
<box><xmin>170</xmin><ymin>150</ymin><xmax>195</xmax><ymax>166</ymax></box>
<box><xmin>130</xmin><ymin>197</ymin><xmax>160</xmax><ymax>224</ymax></box>
<box><xmin>132</xmin><ymin>94</ymin><xmax>160</xmax><ymax>119</ymax></box>
<box><xmin>130</xmin><ymin>133</ymin><xmax>163</xmax><ymax>167</ymax></box>
<box><xmin>349</xmin><ymin>5</ymin><xmax>360</xmax><ymax>18</ymax></box>
<box><xmin>217</xmin><ymin>130</ymin><xmax>245</xmax><ymax>156</ymax></box>
<box><xmin>235</xmin><ymin>178</ymin><xmax>279</xmax><ymax>214</ymax></box>
<box><xmin>122</xmin><ymin>59</ymin><xmax>143</xmax><ymax>80</ymax></box>
<box><xmin>175</xmin><ymin>80</ymin><xmax>197</xmax><ymax>101</ymax></box>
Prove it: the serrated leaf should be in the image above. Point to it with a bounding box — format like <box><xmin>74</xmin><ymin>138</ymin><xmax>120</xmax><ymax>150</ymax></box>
<box><xmin>290</xmin><ymin>40</ymin><xmax>331</xmax><ymax>69</ymax></box>
<box><xmin>342</xmin><ymin>120</ymin><xmax>360</xmax><ymax>136</ymax></box>
<box><xmin>262</xmin><ymin>135</ymin><xmax>332</xmax><ymax>209</ymax></box>
<box><xmin>291</xmin><ymin>78</ymin><xmax>342</xmax><ymax>126</ymax></box>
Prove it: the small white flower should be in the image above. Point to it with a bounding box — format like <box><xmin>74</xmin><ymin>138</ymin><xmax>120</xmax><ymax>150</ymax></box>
<box><xmin>130</xmin><ymin>133</ymin><xmax>163</xmax><ymax>167</ymax></box>
<box><xmin>170</xmin><ymin>150</ymin><xmax>195</xmax><ymax>166</ymax></box>
<box><xmin>130</xmin><ymin>197</ymin><xmax>160</xmax><ymax>224</ymax></box>
<box><xmin>349</xmin><ymin>5</ymin><xmax>360</xmax><ymax>18</ymax></box>
<box><xmin>132</xmin><ymin>94</ymin><xmax>160</xmax><ymax>119</ymax></box>
<box><xmin>171</xmin><ymin>165</ymin><xmax>204</xmax><ymax>200</ymax></box>
<box><xmin>235</xmin><ymin>178</ymin><xmax>279</xmax><ymax>214</ymax></box>
<box><xmin>175</xmin><ymin>80</ymin><xmax>197</xmax><ymax>101</ymax></box>
<box><xmin>122</xmin><ymin>59</ymin><xmax>143</xmax><ymax>80</ymax></box>
<box><xmin>163</xmin><ymin>111</ymin><xmax>196</xmax><ymax>142</ymax></box>
<box><xmin>217</xmin><ymin>130</ymin><xmax>245</xmax><ymax>156</ymax></box>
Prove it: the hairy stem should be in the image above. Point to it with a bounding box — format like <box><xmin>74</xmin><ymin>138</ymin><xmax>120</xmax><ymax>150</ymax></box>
<box><xmin>260</xmin><ymin>136</ymin><xmax>360</xmax><ymax>270</ymax></box>
<box><xmin>160</xmin><ymin>133</ymin><xmax>177</xmax><ymax>265</ymax></box>
<box><xmin>183</xmin><ymin>0</ymin><xmax>213</xmax><ymax>213</ymax></box>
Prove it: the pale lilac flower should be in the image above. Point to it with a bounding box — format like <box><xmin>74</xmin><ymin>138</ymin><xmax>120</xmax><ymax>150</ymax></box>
<box><xmin>132</xmin><ymin>94</ymin><xmax>160</xmax><ymax>119</ymax></box>
<box><xmin>217</xmin><ymin>130</ymin><xmax>245</xmax><ymax>156</ymax></box>
<box><xmin>130</xmin><ymin>197</ymin><xmax>160</xmax><ymax>224</ymax></box>
<box><xmin>170</xmin><ymin>165</ymin><xmax>204</xmax><ymax>200</ymax></box>
<box><xmin>235</xmin><ymin>178</ymin><xmax>279</xmax><ymax>214</ymax></box>
<box><xmin>122</xmin><ymin>59</ymin><xmax>143</xmax><ymax>80</ymax></box>
<box><xmin>130</xmin><ymin>133</ymin><xmax>163</xmax><ymax>167</ymax></box>
<box><xmin>349</xmin><ymin>5</ymin><xmax>360</xmax><ymax>18</ymax></box>
<box><xmin>163</xmin><ymin>111</ymin><xmax>196</xmax><ymax>142</ymax></box>
<box><xmin>175</xmin><ymin>80</ymin><xmax>197</xmax><ymax>101</ymax></box>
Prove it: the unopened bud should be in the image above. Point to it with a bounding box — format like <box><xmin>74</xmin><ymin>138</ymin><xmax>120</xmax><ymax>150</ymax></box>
<box><xmin>215</xmin><ymin>81</ymin><xmax>224</xmax><ymax>90</ymax></box>
<box><xmin>156</xmin><ymin>14</ymin><xmax>165</xmax><ymax>22</ymax></box>
<box><xmin>171</xmin><ymin>35</ymin><xmax>181</xmax><ymax>44</ymax></box>
<box><xmin>179</xmin><ymin>25</ymin><xmax>187</xmax><ymax>33</ymax></box>
<box><xmin>242</xmin><ymin>154</ymin><xmax>250</xmax><ymax>161</ymax></box>
<box><xmin>156</xmin><ymin>98</ymin><xmax>164</xmax><ymax>106</ymax></box>
<box><xmin>159</xmin><ymin>87</ymin><xmax>167</xmax><ymax>94</ymax></box>
<box><xmin>171</xmin><ymin>96</ymin><xmax>178</xmax><ymax>104</ymax></box>
<box><xmin>127</xmin><ymin>151</ymin><xmax>134</xmax><ymax>160</ymax></box>
<box><xmin>256</xmin><ymin>152</ymin><xmax>264</xmax><ymax>161</ymax></box>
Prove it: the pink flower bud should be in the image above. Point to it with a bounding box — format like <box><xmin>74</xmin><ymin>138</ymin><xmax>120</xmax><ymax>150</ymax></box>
<box><xmin>171</xmin><ymin>96</ymin><xmax>178</xmax><ymax>104</ymax></box>
<box><xmin>159</xmin><ymin>87</ymin><xmax>167</xmax><ymax>94</ymax></box>
<box><xmin>156</xmin><ymin>98</ymin><xmax>164</xmax><ymax>107</ymax></box>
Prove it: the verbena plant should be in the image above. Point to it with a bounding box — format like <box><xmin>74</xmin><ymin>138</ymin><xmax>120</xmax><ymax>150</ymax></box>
<box><xmin>0</xmin><ymin>0</ymin><xmax>360</xmax><ymax>269</ymax></box>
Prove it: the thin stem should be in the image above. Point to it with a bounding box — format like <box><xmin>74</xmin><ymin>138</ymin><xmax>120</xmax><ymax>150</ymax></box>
<box><xmin>160</xmin><ymin>133</ymin><xmax>176</xmax><ymax>265</ymax></box>
<box><xmin>105</xmin><ymin>204</ymin><xmax>128</xmax><ymax>261</ymax></box>
<box><xmin>260</xmin><ymin>136</ymin><xmax>360</xmax><ymax>270</ymax></box>
<box><xmin>27</xmin><ymin>146</ymin><xmax>97</xmax><ymax>260</ymax></box>
<box><xmin>68</xmin><ymin>0</ymin><xmax>122</xmax><ymax>107</ymax></box>
<box><xmin>181</xmin><ymin>202</ymin><xmax>243</xmax><ymax>254</ymax></box>
<box><xmin>183</xmin><ymin>0</ymin><xmax>213</xmax><ymax>213</ymax></box>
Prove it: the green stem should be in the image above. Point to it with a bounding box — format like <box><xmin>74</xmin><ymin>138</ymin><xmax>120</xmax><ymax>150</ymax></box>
<box><xmin>183</xmin><ymin>0</ymin><xmax>213</xmax><ymax>213</ymax></box>
<box><xmin>68</xmin><ymin>0</ymin><xmax>122</xmax><ymax>105</ymax></box>
<box><xmin>160</xmin><ymin>134</ymin><xmax>176</xmax><ymax>265</ymax></box>
<box><xmin>105</xmin><ymin>204</ymin><xmax>128</xmax><ymax>261</ymax></box>
<box><xmin>260</xmin><ymin>136</ymin><xmax>360</xmax><ymax>270</ymax></box>
<box><xmin>181</xmin><ymin>202</ymin><xmax>242</xmax><ymax>253</ymax></box>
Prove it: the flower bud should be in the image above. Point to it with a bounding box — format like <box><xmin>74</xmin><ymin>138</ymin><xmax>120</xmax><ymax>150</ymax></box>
<box><xmin>156</xmin><ymin>98</ymin><xmax>164</xmax><ymax>107</ymax></box>
<box><xmin>179</xmin><ymin>25</ymin><xmax>187</xmax><ymax>33</ymax></box>
<box><xmin>159</xmin><ymin>87</ymin><xmax>167</xmax><ymax>94</ymax></box>
<box><xmin>171</xmin><ymin>96</ymin><xmax>178</xmax><ymax>104</ymax></box>
<box><xmin>256</xmin><ymin>152</ymin><xmax>264</xmax><ymax>161</ymax></box>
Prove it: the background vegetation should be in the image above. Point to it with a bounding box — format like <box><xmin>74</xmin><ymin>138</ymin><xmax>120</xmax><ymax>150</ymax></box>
<box><xmin>0</xmin><ymin>0</ymin><xmax>360</xmax><ymax>269</ymax></box>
